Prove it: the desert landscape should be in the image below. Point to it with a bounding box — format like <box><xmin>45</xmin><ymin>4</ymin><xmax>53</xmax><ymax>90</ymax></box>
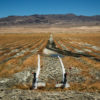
<box><xmin>0</xmin><ymin>0</ymin><xmax>100</xmax><ymax>99</ymax></box>
<box><xmin>0</xmin><ymin>29</ymin><xmax>100</xmax><ymax>99</ymax></box>
<box><xmin>0</xmin><ymin>1</ymin><xmax>100</xmax><ymax>98</ymax></box>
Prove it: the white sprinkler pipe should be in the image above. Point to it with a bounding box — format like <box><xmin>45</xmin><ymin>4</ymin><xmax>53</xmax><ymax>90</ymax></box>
<box><xmin>36</xmin><ymin>54</ymin><xmax>40</xmax><ymax>79</ymax></box>
<box><xmin>34</xmin><ymin>54</ymin><xmax>40</xmax><ymax>89</ymax></box>
<box><xmin>58</xmin><ymin>56</ymin><xmax>65</xmax><ymax>82</ymax></box>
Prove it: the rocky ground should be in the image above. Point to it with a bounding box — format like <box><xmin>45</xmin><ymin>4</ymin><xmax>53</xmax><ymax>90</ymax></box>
<box><xmin>0</xmin><ymin>54</ymin><xmax>100</xmax><ymax>100</ymax></box>
<box><xmin>0</xmin><ymin>89</ymin><xmax>100</xmax><ymax>100</ymax></box>
<box><xmin>39</xmin><ymin>56</ymin><xmax>62</xmax><ymax>83</ymax></box>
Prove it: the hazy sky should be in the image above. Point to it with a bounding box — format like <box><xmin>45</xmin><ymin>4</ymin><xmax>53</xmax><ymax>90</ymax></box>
<box><xmin>0</xmin><ymin>0</ymin><xmax>100</xmax><ymax>18</ymax></box>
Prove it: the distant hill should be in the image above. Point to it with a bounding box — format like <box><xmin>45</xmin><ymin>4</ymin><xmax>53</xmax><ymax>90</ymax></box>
<box><xmin>0</xmin><ymin>14</ymin><xmax>100</xmax><ymax>27</ymax></box>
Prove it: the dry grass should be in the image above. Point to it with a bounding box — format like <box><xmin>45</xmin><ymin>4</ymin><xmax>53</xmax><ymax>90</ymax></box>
<box><xmin>13</xmin><ymin>83</ymin><xmax>32</xmax><ymax>90</ymax></box>
<box><xmin>67</xmin><ymin>82</ymin><xmax>100</xmax><ymax>92</ymax></box>
<box><xmin>54</xmin><ymin>39</ymin><xmax>63</xmax><ymax>49</ymax></box>
<box><xmin>38</xmin><ymin>40</ymin><xmax>48</xmax><ymax>54</ymax></box>
<box><xmin>0</xmin><ymin>54</ymin><xmax>43</xmax><ymax>77</ymax></box>
<box><xmin>62</xmin><ymin>55</ymin><xmax>100</xmax><ymax>92</ymax></box>
<box><xmin>81</xmin><ymin>57</ymin><xmax>100</xmax><ymax>70</ymax></box>
<box><xmin>62</xmin><ymin>56</ymin><xmax>88</xmax><ymax>69</ymax></box>
<box><xmin>0</xmin><ymin>26</ymin><xmax>100</xmax><ymax>34</ymax></box>
<box><xmin>23</xmin><ymin>54</ymin><xmax>38</xmax><ymax>67</ymax></box>
<box><xmin>0</xmin><ymin>33</ymin><xmax>100</xmax><ymax>92</ymax></box>
<box><xmin>0</xmin><ymin>34</ymin><xmax>49</xmax><ymax>77</ymax></box>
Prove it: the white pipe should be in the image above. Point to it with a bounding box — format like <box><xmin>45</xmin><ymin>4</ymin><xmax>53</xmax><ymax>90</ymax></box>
<box><xmin>58</xmin><ymin>56</ymin><xmax>65</xmax><ymax>82</ymax></box>
<box><xmin>34</xmin><ymin>54</ymin><xmax>40</xmax><ymax>89</ymax></box>
<box><xmin>36</xmin><ymin>54</ymin><xmax>40</xmax><ymax>78</ymax></box>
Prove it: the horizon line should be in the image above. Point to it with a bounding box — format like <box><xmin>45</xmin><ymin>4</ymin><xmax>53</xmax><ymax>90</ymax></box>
<box><xmin>0</xmin><ymin>13</ymin><xmax>100</xmax><ymax>18</ymax></box>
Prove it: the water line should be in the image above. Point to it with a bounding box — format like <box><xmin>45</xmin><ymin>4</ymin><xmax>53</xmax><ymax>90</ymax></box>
<box><xmin>36</xmin><ymin>54</ymin><xmax>40</xmax><ymax>79</ymax></box>
<box><xmin>58</xmin><ymin>56</ymin><xmax>65</xmax><ymax>82</ymax></box>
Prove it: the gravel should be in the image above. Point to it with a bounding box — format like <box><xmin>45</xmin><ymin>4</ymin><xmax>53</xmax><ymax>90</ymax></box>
<box><xmin>39</xmin><ymin>56</ymin><xmax>63</xmax><ymax>83</ymax></box>
<box><xmin>0</xmin><ymin>67</ymin><xmax>35</xmax><ymax>88</ymax></box>
<box><xmin>0</xmin><ymin>89</ymin><xmax>100</xmax><ymax>100</ymax></box>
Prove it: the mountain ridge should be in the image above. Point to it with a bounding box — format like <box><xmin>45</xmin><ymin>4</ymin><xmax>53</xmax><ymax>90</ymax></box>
<box><xmin>0</xmin><ymin>13</ymin><xmax>100</xmax><ymax>27</ymax></box>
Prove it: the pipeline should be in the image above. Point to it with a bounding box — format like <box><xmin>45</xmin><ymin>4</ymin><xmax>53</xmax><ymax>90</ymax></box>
<box><xmin>31</xmin><ymin>54</ymin><xmax>45</xmax><ymax>89</ymax></box>
<box><xmin>36</xmin><ymin>54</ymin><xmax>40</xmax><ymax>79</ymax></box>
<box><xmin>56</xmin><ymin>56</ymin><xmax>70</xmax><ymax>88</ymax></box>
<box><xmin>58</xmin><ymin>56</ymin><xmax>65</xmax><ymax>82</ymax></box>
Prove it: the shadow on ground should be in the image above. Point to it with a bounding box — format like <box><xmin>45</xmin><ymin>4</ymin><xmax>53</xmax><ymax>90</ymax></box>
<box><xmin>46</xmin><ymin>40</ymin><xmax>100</xmax><ymax>62</ymax></box>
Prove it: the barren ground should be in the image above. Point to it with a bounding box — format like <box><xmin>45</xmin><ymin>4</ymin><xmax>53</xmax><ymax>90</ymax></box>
<box><xmin>0</xmin><ymin>30</ymin><xmax>100</xmax><ymax>100</ymax></box>
<box><xmin>0</xmin><ymin>26</ymin><xmax>100</xmax><ymax>34</ymax></box>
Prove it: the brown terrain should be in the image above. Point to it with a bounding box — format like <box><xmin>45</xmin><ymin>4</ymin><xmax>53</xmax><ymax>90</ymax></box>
<box><xmin>0</xmin><ymin>14</ymin><xmax>100</xmax><ymax>100</ymax></box>
<box><xmin>0</xmin><ymin>26</ymin><xmax>100</xmax><ymax>34</ymax></box>
<box><xmin>0</xmin><ymin>32</ymin><xmax>100</xmax><ymax>100</ymax></box>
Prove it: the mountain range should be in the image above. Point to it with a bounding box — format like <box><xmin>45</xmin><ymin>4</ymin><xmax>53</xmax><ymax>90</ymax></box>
<box><xmin>0</xmin><ymin>14</ymin><xmax>100</xmax><ymax>27</ymax></box>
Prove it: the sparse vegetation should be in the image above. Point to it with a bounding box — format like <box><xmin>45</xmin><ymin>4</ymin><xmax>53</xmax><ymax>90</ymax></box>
<box><xmin>0</xmin><ymin>33</ymin><xmax>100</xmax><ymax>94</ymax></box>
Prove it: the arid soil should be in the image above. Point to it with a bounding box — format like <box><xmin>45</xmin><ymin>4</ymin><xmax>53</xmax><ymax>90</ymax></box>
<box><xmin>0</xmin><ymin>33</ymin><xmax>100</xmax><ymax>100</ymax></box>
<box><xmin>0</xmin><ymin>26</ymin><xmax>100</xmax><ymax>33</ymax></box>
